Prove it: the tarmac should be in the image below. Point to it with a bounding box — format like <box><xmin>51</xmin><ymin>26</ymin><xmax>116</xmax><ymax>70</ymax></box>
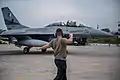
<box><xmin>0</xmin><ymin>44</ymin><xmax>120</xmax><ymax>80</ymax></box>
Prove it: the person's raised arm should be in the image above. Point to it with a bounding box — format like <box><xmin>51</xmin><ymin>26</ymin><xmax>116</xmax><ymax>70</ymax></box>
<box><xmin>66</xmin><ymin>33</ymin><xmax>73</xmax><ymax>44</ymax></box>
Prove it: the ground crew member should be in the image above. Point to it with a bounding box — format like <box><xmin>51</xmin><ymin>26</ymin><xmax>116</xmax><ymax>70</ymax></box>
<box><xmin>39</xmin><ymin>28</ymin><xmax>73</xmax><ymax>80</ymax></box>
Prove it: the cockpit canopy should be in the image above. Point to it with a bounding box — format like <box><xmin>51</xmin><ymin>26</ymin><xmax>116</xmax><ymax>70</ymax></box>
<box><xmin>45</xmin><ymin>21</ymin><xmax>87</xmax><ymax>27</ymax></box>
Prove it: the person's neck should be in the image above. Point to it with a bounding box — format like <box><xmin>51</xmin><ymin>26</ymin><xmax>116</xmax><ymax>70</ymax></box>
<box><xmin>57</xmin><ymin>36</ymin><xmax>62</xmax><ymax>39</ymax></box>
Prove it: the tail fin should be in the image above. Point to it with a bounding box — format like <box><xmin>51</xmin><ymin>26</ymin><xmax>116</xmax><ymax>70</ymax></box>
<box><xmin>1</xmin><ymin>7</ymin><xmax>28</xmax><ymax>30</ymax></box>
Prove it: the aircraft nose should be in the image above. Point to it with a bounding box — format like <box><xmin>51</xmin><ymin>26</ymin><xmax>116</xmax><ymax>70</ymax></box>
<box><xmin>103</xmin><ymin>32</ymin><xmax>114</xmax><ymax>37</ymax></box>
<box><xmin>90</xmin><ymin>29</ymin><xmax>114</xmax><ymax>37</ymax></box>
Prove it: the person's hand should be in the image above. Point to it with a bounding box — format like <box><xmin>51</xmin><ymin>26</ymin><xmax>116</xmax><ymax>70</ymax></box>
<box><xmin>69</xmin><ymin>33</ymin><xmax>73</xmax><ymax>38</ymax></box>
<box><xmin>67</xmin><ymin>33</ymin><xmax>73</xmax><ymax>44</ymax></box>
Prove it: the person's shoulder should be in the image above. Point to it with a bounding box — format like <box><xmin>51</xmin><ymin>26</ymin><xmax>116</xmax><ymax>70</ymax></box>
<box><xmin>49</xmin><ymin>38</ymin><xmax>56</xmax><ymax>47</ymax></box>
<box><xmin>61</xmin><ymin>38</ymin><xmax>67</xmax><ymax>43</ymax></box>
<box><xmin>50</xmin><ymin>38</ymin><xmax>56</xmax><ymax>41</ymax></box>
<box><xmin>53</xmin><ymin>38</ymin><xmax>57</xmax><ymax>41</ymax></box>
<box><xmin>62</xmin><ymin>38</ymin><xmax>67</xmax><ymax>40</ymax></box>
<box><xmin>50</xmin><ymin>38</ymin><xmax>57</xmax><ymax>43</ymax></box>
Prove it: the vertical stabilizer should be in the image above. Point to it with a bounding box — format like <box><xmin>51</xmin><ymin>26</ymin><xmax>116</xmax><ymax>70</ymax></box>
<box><xmin>1</xmin><ymin>7</ymin><xmax>28</xmax><ymax>30</ymax></box>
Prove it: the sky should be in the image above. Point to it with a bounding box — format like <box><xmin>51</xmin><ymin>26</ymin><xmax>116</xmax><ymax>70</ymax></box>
<box><xmin>0</xmin><ymin>0</ymin><xmax>119</xmax><ymax>31</ymax></box>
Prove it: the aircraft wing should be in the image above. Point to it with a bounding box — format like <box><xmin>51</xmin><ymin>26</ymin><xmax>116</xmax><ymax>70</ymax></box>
<box><xmin>0</xmin><ymin>28</ymin><xmax>54</xmax><ymax>35</ymax></box>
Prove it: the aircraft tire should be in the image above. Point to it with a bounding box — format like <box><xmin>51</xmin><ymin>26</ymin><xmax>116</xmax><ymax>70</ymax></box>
<box><xmin>23</xmin><ymin>47</ymin><xmax>29</xmax><ymax>54</ymax></box>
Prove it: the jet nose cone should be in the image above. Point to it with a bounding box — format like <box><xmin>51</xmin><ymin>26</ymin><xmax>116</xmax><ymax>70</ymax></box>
<box><xmin>104</xmin><ymin>32</ymin><xmax>114</xmax><ymax>37</ymax></box>
<box><xmin>90</xmin><ymin>29</ymin><xmax>114</xmax><ymax>37</ymax></box>
<box><xmin>99</xmin><ymin>30</ymin><xmax>114</xmax><ymax>37</ymax></box>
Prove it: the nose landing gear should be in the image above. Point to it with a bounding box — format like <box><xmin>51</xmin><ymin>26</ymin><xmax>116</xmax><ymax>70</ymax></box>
<box><xmin>23</xmin><ymin>46</ymin><xmax>31</xmax><ymax>54</ymax></box>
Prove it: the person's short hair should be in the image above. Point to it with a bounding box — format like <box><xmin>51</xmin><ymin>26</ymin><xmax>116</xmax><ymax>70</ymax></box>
<box><xmin>55</xmin><ymin>28</ymin><xmax>63</xmax><ymax>37</ymax></box>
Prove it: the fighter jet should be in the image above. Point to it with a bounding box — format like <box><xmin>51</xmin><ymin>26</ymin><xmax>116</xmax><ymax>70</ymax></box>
<box><xmin>0</xmin><ymin>7</ymin><xmax>113</xmax><ymax>53</ymax></box>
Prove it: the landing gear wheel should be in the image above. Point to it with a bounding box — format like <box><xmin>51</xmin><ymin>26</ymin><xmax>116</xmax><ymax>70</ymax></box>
<box><xmin>76</xmin><ymin>42</ymin><xmax>80</xmax><ymax>46</ymax></box>
<box><xmin>41</xmin><ymin>49</ymin><xmax>47</xmax><ymax>52</ymax></box>
<box><xmin>23</xmin><ymin>47</ymin><xmax>30</xmax><ymax>54</ymax></box>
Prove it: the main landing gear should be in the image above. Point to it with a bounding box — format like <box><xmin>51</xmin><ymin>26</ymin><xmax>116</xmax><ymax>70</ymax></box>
<box><xmin>75</xmin><ymin>38</ymin><xmax>87</xmax><ymax>46</ymax></box>
<box><xmin>41</xmin><ymin>49</ymin><xmax>47</xmax><ymax>52</ymax></box>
